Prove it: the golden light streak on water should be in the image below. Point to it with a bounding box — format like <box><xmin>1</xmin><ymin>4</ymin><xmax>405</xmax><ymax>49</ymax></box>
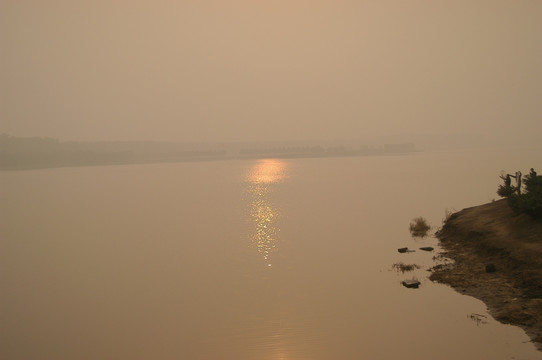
<box><xmin>246</xmin><ymin>159</ymin><xmax>288</xmax><ymax>266</ymax></box>
<box><xmin>247</xmin><ymin>159</ymin><xmax>288</xmax><ymax>184</ymax></box>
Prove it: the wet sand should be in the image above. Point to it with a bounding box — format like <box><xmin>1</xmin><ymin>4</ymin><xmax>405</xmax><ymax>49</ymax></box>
<box><xmin>430</xmin><ymin>199</ymin><xmax>542</xmax><ymax>349</ymax></box>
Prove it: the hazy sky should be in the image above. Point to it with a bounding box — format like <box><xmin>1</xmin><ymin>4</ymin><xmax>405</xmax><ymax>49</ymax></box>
<box><xmin>1</xmin><ymin>1</ymin><xmax>541</xmax><ymax>143</ymax></box>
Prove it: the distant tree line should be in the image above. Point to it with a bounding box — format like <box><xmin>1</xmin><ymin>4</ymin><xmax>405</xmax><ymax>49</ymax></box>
<box><xmin>240</xmin><ymin>146</ymin><xmax>327</xmax><ymax>155</ymax></box>
<box><xmin>498</xmin><ymin>168</ymin><xmax>542</xmax><ymax>219</ymax></box>
<box><xmin>239</xmin><ymin>143</ymin><xmax>416</xmax><ymax>157</ymax></box>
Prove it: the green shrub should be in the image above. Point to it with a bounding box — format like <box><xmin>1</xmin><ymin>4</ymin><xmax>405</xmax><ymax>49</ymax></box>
<box><xmin>409</xmin><ymin>217</ymin><xmax>431</xmax><ymax>237</ymax></box>
<box><xmin>508</xmin><ymin>172</ymin><xmax>542</xmax><ymax>219</ymax></box>
<box><xmin>497</xmin><ymin>184</ymin><xmax>516</xmax><ymax>198</ymax></box>
<box><xmin>499</xmin><ymin>169</ymin><xmax>542</xmax><ymax>219</ymax></box>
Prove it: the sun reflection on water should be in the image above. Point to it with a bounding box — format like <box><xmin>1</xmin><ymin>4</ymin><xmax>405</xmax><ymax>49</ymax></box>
<box><xmin>246</xmin><ymin>159</ymin><xmax>288</xmax><ymax>266</ymax></box>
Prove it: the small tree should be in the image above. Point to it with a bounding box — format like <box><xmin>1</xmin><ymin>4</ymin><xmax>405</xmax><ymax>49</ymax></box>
<box><xmin>497</xmin><ymin>173</ymin><xmax>517</xmax><ymax>197</ymax></box>
<box><xmin>500</xmin><ymin>169</ymin><xmax>542</xmax><ymax>219</ymax></box>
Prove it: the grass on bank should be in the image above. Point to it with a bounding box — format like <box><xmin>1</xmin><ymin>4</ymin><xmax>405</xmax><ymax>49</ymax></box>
<box><xmin>392</xmin><ymin>262</ymin><xmax>421</xmax><ymax>273</ymax></box>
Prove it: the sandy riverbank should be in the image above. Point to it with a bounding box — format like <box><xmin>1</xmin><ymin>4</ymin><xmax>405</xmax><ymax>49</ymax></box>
<box><xmin>430</xmin><ymin>199</ymin><xmax>542</xmax><ymax>349</ymax></box>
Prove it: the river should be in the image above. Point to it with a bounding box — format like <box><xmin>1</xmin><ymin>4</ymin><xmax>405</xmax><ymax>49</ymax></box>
<box><xmin>1</xmin><ymin>147</ymin><xmax>541</xmax><ymax>359</ymax></box>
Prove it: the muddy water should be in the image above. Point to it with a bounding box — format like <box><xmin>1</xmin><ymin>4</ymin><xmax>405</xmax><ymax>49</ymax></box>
<box><xmin>1</xmin><ymin>148</ymin><xmax>541</xmax><ymax>359</ymax></box>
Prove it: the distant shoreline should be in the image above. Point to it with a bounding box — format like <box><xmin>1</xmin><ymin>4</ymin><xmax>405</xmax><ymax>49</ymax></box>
<box><xmin>430</xmin><ymin>199</ymin><xmax>542</xmax><ymax>350</ymax></box>
<box><xmin>0</xmin><ymin>134</ymin><xmax>419</xmax><ymax>170</ymax></box>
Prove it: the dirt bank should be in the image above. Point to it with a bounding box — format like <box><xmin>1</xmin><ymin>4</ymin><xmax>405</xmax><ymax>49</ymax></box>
<box><xmin>430</xmin><ymin>199</ymin><xmax>542</xmax><ymax>348</ymax></box>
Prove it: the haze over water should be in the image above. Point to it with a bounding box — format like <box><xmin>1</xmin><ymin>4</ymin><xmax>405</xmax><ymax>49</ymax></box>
<box><xmin>2</xmin><ymin>1</ymin><xmax>541</xmax><ymax>147</ymax></box>
<box><xmin>2</xmin><ymin>148</ymin><xmax>541</xmax><ymax>359</ymax></box>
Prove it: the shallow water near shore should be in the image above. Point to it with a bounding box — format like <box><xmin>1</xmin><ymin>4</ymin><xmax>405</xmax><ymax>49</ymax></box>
<box><xmin>1</xmin><ymin>148</ymin><xmax>541</xmax><ymax>359</ymax></box>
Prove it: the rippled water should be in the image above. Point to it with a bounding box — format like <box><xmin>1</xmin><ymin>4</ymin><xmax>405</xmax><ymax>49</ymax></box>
<box><xmin>1</xmin><ymin>148</ymin><xmax>541</xmax><ymax>359</ymax></box>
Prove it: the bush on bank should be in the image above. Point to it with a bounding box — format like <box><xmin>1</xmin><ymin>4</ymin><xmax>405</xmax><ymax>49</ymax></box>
<box><xmin>498</xmin><ymin>169</ymin><xmax>542</xmax><ymax>219</ymax></box>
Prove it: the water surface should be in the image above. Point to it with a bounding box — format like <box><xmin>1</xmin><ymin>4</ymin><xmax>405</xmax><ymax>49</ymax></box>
<box><xmin>1</xmin><ymin>148</ymin><xmax>541</xmax><ymax>359</ymax></box>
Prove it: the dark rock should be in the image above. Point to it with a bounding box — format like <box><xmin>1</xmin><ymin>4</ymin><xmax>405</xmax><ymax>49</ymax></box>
<box><xmin>485</xmin><ymin>263</ymin><xmax>497</xmax><ymax>273</ymax></box>
<box><xmin>398</xmin><ymin>247</ymin><xmax>408</xmax><ymax>253</ymax></box>
<box><xmin>402</xmin><ymin>279</ymin><xmax>421</xmax><ymax>288</ymax></box>
<box><xmin>419</xmin><ymin>246</ymin><xmax>434</xmax><ymax>251</ymax></box>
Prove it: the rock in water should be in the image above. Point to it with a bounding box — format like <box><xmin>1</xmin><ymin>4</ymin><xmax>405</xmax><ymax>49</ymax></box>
<box><xmin>402</xmin><ymin>279</ymin><xmax>421</xmax><ymax>288</ymax></box>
